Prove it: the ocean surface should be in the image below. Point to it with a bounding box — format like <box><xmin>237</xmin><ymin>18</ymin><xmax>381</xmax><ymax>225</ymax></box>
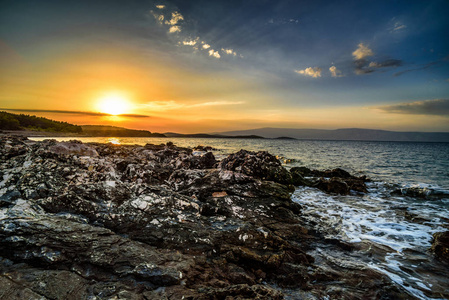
<box><xmin>31</xmin><ymin>137</ymin><xmax>449</xmax><ymax>299</ymax></box>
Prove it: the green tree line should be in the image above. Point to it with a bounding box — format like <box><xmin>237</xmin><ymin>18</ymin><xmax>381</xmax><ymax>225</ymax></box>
<box><xmin>0</xmin><ymin>111</ymin><xmax>82</xmax><ymax>133</ymax></box>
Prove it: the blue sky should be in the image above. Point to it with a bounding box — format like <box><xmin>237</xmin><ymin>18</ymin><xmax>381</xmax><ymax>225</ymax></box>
<box><xmin>1</xmin><ymin>0</ymin><xmax>448</xmax><ymax>132</ymax></box>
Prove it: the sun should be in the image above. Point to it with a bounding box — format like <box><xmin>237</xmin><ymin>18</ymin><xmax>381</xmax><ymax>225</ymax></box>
<box><xmin>97</xmin><ymin>93</ymin><xmax>131</xmax><ymax>115</ymax></box>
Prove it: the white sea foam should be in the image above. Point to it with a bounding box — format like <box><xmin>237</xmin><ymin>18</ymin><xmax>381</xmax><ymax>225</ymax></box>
<box><xmin>292</xmin><ymin>185</ymin><xmax>449</xmax><ymax>299</ymax></box>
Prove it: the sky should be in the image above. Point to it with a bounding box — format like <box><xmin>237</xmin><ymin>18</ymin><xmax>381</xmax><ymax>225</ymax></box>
<box><xmin>1</xmin><ymin>0</ymin><xmax>449</xmax><ymax>133</ymax></box>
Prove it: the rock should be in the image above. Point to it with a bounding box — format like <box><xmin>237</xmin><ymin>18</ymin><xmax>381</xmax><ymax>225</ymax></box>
<box><xmin>220</xmin><ymin>150</ymin><xmax>292</xmax><ymax>185</ymax></box>
<box><xmin>290</xmin><ymin>167</ymin><xmax>314</xmax><ymax>186</ymax></box>
<box><xmin>315</xmin><ymin>177</ymin><xmax>350</xmax><ymax>195</ymax></box>
<box><xmin>193</xmin><ymin>145</ymin><xmax>216</xmax><ymax>151</ymax></box>
<box><xmin>289</xmin><ymin>166</ymin><xmax>368</xmax><ymax>194</ymax></box>
<box><xmin>0</xmin><ymin>136</ymin><xmax>409</xmax><ymax>299</ymax></box>
<box><xmin>48</xmin><ymin>140</ymin><xmax>99</xmax><ymax>157</ymax></box>
<box><xmin>431</xmin><ymin>231</ymin><xmax>449</xmax><ymax>262</ymax></box>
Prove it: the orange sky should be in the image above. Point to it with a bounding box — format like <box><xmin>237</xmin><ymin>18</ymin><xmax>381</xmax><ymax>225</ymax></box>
<box><xmin>1</xmin><ymin>1</ymin><xmax>448</xmax><ymax>133</ymax></box>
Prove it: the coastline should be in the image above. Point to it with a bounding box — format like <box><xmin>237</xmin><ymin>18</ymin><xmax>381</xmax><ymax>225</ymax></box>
<box><xmin>1</xmin><ymin>135</ymin><xmax>447</xmax><ymax>299</ymax></box>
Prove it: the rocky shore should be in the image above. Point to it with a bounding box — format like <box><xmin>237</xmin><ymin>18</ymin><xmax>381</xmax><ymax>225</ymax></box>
<box><xmin>1</xmin><ymin>135</ymin><xmax>443</xmax><ymax>299</ymax></box>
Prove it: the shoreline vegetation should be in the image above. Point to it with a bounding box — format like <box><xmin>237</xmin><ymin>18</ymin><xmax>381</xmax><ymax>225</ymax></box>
<box><xmin>1</xmin><ymin>135</ymin><xmax>448</xmax><ymax>298</ymax></box>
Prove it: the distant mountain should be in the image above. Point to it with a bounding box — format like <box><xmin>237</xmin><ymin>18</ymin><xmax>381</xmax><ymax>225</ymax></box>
<box><xmin>81</xmin><ymin>125</ymin><xmax>165</xmax><ymax>137</ymax></box>
<box><xmin>215</xmin><ymin>127</ymin><xmax>449</xmax><ymax>142</ymax></box>
<box><xmin>164</xmin><ymin>132</ymin><xmax>264</xmax><ymax>139</ymax></box>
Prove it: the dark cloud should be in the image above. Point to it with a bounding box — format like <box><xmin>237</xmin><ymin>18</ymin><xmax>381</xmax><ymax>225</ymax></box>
<box><xmin>354</xmin><ymin>58</ymin><xmax>402</xmax><ymax>75</ymax></box>
<box><xmin>370</xmin><ymin>59</ymin><xmax>402</xmax><ymax>68</ymax></box>
<box><xmin>378</xmin><ymin>99</ymin><xmax>449</xmax><ymax>116</ymax></box>
<box><xmin>393</xmin><ymin>61</ymin><xmax>439</xmax><ymax>77</ymax></box>
<box><xmin>0</xmin><ymin>109</ymin><xmax>150</xmax><ymax>118</ymax></box>
<box><xmin>354</xmin><ymin>59</ymin><xmax>373</xmax><ymax>74</ymax></box>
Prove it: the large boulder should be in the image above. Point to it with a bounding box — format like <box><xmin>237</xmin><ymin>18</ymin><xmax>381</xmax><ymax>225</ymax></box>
<box><xmin>220</xmin><ymin>150</ymin><xmax>292</xmax><ymax>185</ymax></box>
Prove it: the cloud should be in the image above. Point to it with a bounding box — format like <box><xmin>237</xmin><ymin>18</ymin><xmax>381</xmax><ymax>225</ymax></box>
<box><xmin>377</xmin><ymin>99</ymin><xmax>449</xmax><ymax>116</ymax></box>
<box><xmin>295</xmin><ymin>67</ymin><xmax>322</xmax><ymax>78</ymax></box>
<box><xmin>0</xmin><ymin>108</ymin><xmax>150</xmax><ymax>118</ymax></box>
<box><xmin>352</xmin><ymin>42</ymin><xmax>402</xmax><ymax>75</ymax></box>
<box><xmin>192</xmin><ymin>101</ymin><xmax>244</xmax><ymax>107</ymax></box>
<box><xmin>352</xmin><ymin>43</ymin><xmax>373</xmax><ymax>60</ymax></box>
<box><xmin>142</xmin><ymin>100</ymin><xmax>244</xmax><ymax>111</ymax></box>
<box><xmin>149</xmin><ymin>6</ymin><xmax>241</xmax><ymax>60</ymax></box>
<box><xmin>369</xmin><ymin>59</ymin><xmax>402</xmax><ymax>68</ymax></box>
<box><xmin>329</xmin><ymin>66</ymin><xmax>343</xmax><ymax>77</ymax></box>
<box><xmin>169</xmin><ymin>26</ymin><xmax>181</xmax><ymax>33</ymax></box>
<box><xmin>393</xmin><ymin>61</ymin><xmax>439</xmax><ymax>77</ymax></box>
<box><xmin>182</xmin><ymin>39</ymin><xmax>198</xmax><ymax>46</ymax></box>
<box><xmin>222</xmin><ymin>48</ymin><xmax>237</xmax><ymax>56</ymax></box>
<box><xmin>267</xmin><ymin>18</ymin><xmax>300</xmax><ymax>25</ymax></box>
<box><xmin>390</xmin><ymin>21</ymin><xmax>407</xmax><ymax>32</ymax></box>
<box><xmin>150</xmin><ymin>11</ymin><xmax>164</xmax><ymax>24</ymax></box>
<box><xmin>165</xmin><ymin>11</ymin><xmax>184</xmax><ymax>26</ymax></box>
<box><xmin>393</xmin><ymin>23</ymin><xmax>406</xmax><ymax>31</ymax></box>
<box><xmin>209</xmin><ymin>49</ymin><xmax>221</xmax><ymax>59</ymax></box>
<box><xmin>355</xmin><ymin>58</ymin><xmax>402</xmax><ymax>75</ymax></box>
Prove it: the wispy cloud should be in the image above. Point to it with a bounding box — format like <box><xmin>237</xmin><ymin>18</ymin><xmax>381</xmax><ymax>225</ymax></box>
<box><xmin>369</xmin><ymin>59</ymin><xmax>402</xmax><ymax>68</ymax></box>
<box><xmin>222</xmin><ymin>48</ymin><xmax>237</xmax><ymax>56</ymax></box>
<box><xmin>352</xmin><ymin>43</ymin><xmax>402</xmax><ymax>75</ymax></box>
<box><xmin>267</xmin><ymin>18</ymin><xmax>300</xmax><ymax>25</ymax></box>
<box><xmin>377</xmin><ymin>99</ymin><xmax>449</xmax><ymax>116</ymax></box>
<box><xmin>149</xmin><ymin>4</ymin><xmax>241</xmax><ymax>60</ymax></box>
<box><xmin>389</xmin><ymin>20</ymin><xmax>407</xmax><ymax>33</ymax></box>
<box><xmin>169</xmin><ymin>26</ymin><xmax>181</xmax><ymax>33</ymax></box>
<box><xmin>182</xmin><ymin>38</ymin><xmax>198</xmax><ymax>46</ymax></box>
<box><xmin>393</xmin><ymin>22</ymin><xmax>406</xmax><ymax>31</ymax></box>
<box><xmin>295</xmin><ymin>67</ymin><xmax>322</xmax><ymax>78</ymax></box>
<box><xmin>329</xmin><ymin>66</ymin><xmax>343</xmax><ymax>77</ymax></box>
<box><xmin>142</xmin><ymin>100</ymin><xmax>244</xmax><ymax>111</ymax></box>
<box><xmin>209</xmin><ymin>49</ymin><xmax>221</xmax><ymax>59</ymax></box>
<box><xmin>393</xmin><ymin>61</ymin><xmax>439</xmax><ymax>77</ymax></box>
<box><xmin>0</xmin><ymin>108</ymin><xmax>150</xmax><ymax>118</ymax></box>
<box><xmin>352</xmin><ymin>43</ymin><xmax>373</xmax><ymax>60</ymax></box>
<box><xmin>165</xmin><ymin>11</ymin><xmax>184</xmax><ymax>26</ymax></box>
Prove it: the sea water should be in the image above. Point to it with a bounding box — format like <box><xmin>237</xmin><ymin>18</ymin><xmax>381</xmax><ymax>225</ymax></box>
<box><xmin>31</xmin><ymin>137</ymin><xmax>449</xmax><ymax>298</ymax></box>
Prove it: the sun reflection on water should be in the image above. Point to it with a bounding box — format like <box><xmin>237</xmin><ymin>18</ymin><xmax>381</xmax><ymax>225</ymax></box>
<box><xmin>107</xmin><ymin>138</ymin><xmax>121</xmax><ymax>145</ymax></box>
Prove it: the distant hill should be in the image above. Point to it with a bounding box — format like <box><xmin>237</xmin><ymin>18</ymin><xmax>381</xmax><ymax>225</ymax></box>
<box><xmin>216</xmin><ymin>127</ymin><xmax>449</xmax><ymax>142</ymax></box>
<box><xmin>0</xmin><ymin>111</ymin><xmax>82</xmax><ymax>133</ymax></box>
<box><xmin>81</xmin><ymin>125</ymin><xmax>165</xmax><ymax>137</ymax></box>
<box><xmin>164</xmin><ymin>132</ymin><xmax>264</xmax><ymax>139</ymax></box>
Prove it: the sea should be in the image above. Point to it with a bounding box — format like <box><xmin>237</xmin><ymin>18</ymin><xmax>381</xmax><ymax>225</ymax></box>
<box><xmin>31</xmin><ymin>137</ymin><xmax>449</xmax><ymax>299</ymax></box>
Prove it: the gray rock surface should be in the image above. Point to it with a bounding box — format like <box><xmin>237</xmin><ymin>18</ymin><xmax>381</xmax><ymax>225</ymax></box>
<box><xmin>0</xmin><ymin>136</ymin><xmax>411</xmax><ymax>299</ymax></box>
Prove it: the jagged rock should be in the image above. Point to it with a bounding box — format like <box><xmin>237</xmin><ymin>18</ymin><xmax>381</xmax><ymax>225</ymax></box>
<box><xmin>220</xmin><ymin>150</ymin><xmax>292</xmax><ymax>185</ymax></box>
<box><xmin>431</xmin><ymin>231</ymin><xmax>449</xmax><ymax>262</ymax></box>
<box><xmin>193</xmin><ymin>145</ymin><xmax>216</xmax><ymax>152</ymax></box>
<box><xmin>315</xmin><ymin>177</ymin><xmax>350</xmax><ymax>195</ymax></box>
<box><xmin>0</xmin><ymin>136</ymin><xmax>409</xmax><ymax>299</ymax></box>
<box><xmin>48</xmin><ymin>140</ymin><xmax>99</xmax><ymax>157</ymax></box>
<box><xmin>290</xmin><ymin>166</ymin><xmax>368</xmax><ymax>194</ymax></box>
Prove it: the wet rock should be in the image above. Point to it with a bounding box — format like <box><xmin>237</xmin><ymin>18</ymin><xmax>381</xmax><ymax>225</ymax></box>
<box><xmin>290</xmin><ymin>167</ymin><xmax>314</xmax><ymax>186</ymax></box>
<box><xmin>315</xmin><ymin>177</ymin><xmax>350</xmax><ymax>195</ymax></box>
<box><xmin>193</xmin><ymin>145</ymin><xmax>216</xmax><ymax>152</ymax></box>
<box><xmin>220</xmin><ymin>150</ymin><xmax>292</xmax><ymax>185</ymax></box>
<box><xmin>290</xmin><ymin>166</ymin><xmax>368</xmax><ymax>194</ymax></box>
<box><xmin>0</xmin><ymin>136</ymin><xmax>409</xmax><ymax>299</ymax></box>
<box><xmin>431</xmin><ymin>231</ymin><xmax>449</xmax><ymax>262</ymax></box>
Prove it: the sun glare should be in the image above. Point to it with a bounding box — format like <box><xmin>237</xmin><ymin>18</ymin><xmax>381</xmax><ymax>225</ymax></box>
<box><xmin>97</xmin><ymin>93</ymin><xmax>130</xmax><ymax>115</ymax></box>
